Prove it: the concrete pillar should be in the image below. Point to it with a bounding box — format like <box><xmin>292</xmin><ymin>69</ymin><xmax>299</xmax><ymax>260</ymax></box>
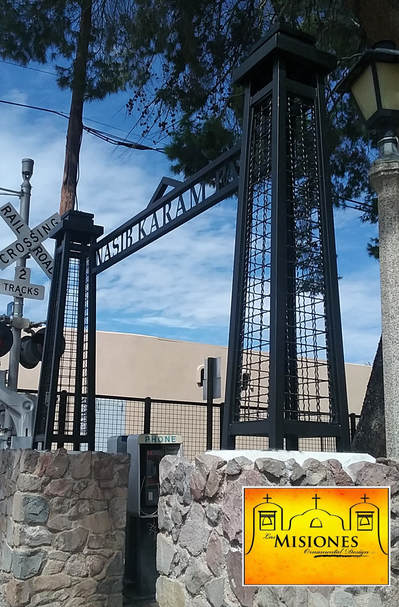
<box><xmin>370</xmin><ymin>157</ymin><xmax>399</xmax><ymax>458</ymax></box>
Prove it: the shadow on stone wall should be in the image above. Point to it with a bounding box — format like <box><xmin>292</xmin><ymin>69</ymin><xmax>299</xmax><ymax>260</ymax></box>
<box><xmin>352</xmin><ymin>337</ymin><xmax>386</xmax><ymax>458</ymax></box>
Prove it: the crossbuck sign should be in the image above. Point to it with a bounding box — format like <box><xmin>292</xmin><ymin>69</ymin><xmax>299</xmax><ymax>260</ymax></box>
<box><xmin>0</xmin><ymin>203</ymin><xmax>60</xmax><ymax>278</ymax></box>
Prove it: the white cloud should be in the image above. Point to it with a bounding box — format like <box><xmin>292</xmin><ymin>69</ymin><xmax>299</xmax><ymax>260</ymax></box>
<box><xmin>96</xmin><ymin>203</ymin><xmax>236</xmax><ymax>333</ymax></box>
<box><xmin>339</xmin><ymin>269</ymin><xmax>381</xmax><ymax>364</ymax></box>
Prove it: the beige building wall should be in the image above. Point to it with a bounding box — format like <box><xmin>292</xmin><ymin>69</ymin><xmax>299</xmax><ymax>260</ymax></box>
<box><xmin>345</xmin><ymin>363</ymin><xmax>372</xmax><ymax>415</ymax></box>
<box><xmin>9</xmin><ymin>330</ymin><xmax>371</xmax><ymax>415</ymax></box>
<box><xmin>95</xmin><ymin>331</ymin><xmax>226</xmax><ymax>402</ymax></box>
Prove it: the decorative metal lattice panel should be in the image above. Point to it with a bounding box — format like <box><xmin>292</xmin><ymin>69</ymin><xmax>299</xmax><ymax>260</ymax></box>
<box><xmin>53</xmin><ymin>256</ymin><xmax>90</xmax><ymax>449</ymax></box>
<box><xmin>233</xmin><ymin>93</ymin><xmax>336</xmax><ymax>442</ymax></box>
<box><xmin>238</xmin><ymin>96</ymin><xmax>273</xmax><ymax>423</ymax></box>
<box><xmin>284</xmin><ymin>94</ymin><xmax>332</xmax><ymax>424</ymax></box>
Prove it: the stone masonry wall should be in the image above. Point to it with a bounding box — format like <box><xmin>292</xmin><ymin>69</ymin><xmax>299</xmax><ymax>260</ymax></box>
<box><xmin>156</xmin><ymin>452</ymin><xmax>399</xmax><ymax>607</ymax></box>
<box><xmin>0</xmin><ymin>448</ymin><xmax>129</xmax><ymax>607</ymax></box>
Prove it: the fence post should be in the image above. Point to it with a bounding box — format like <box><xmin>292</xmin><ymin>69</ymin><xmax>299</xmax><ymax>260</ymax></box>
<box><xmin>206</xmin><ymin>358</ymin><xmax>216</xmax><ymax>450</ymax></box>
<box><xmin>57</xmin><ymin>390</ymin><xmax>67</xmax><ymax>449</ymax></box>
<box><xmin>144</xmin><ymin>397</ymin><xmax>152</xmax><ymax>434</ymax></box>
<box><xmin>349</xmin><ymin>413</ymin><xmax>357</xmax><ymax>442</ymax></box>
<box><xmin>219</xmin><ymin>403</ymin><xmax>224</xmax><ymax>450</ymax></box>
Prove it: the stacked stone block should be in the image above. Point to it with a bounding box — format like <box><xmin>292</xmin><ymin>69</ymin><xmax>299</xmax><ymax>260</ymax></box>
<box><xmin>0</xmin><ymin>449</ymin><xmax>129</xmax><ymax>607</ymax></box>
<box><xmin>157</xmin><ymin>453</ymin><xmax>399</xmax><ymax>607</ymax></box>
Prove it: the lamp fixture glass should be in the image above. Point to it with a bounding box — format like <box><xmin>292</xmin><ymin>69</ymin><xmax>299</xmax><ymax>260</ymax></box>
<box><xmin>338</xmin><ymin>42</ymin><xmax>399</xmax><ymax>131</ymax></box>
<box><xmin>350</xmin><ymin>65</ymin><xmax>377</xmax><ymax>121</ymax></box>
<box><xmin>376</xmin><ymin>62</ymin><xmax>399</xmax><ymax>112</ymax></box>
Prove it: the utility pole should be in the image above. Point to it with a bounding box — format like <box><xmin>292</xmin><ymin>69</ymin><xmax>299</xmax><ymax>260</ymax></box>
<box><xmin>60</xmin><ymin>0</ymin><xmax>92</xmax><ymax>215</ymax></box>
<box><xmin>7</xmin><ymin>158</ymin><xmax>34</xmax><ymax>391</ymax></box>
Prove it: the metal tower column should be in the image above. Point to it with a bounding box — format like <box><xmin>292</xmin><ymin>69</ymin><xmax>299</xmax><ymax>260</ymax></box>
<box><xmin>222</xmin><ymin>24</ymin><xmax>350</xmax><ymax>451</ymax></box>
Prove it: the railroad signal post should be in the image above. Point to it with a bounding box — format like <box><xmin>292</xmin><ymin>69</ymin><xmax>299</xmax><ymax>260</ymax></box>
<box><xmin>4</xmin><ymin>159</ymin><xmax>33</xmax><ymax>391</ymax></box>
<box><xmin>0</xmin><ymin>159</ymin><xmax>60</xmax><ymax>392</ymax></box>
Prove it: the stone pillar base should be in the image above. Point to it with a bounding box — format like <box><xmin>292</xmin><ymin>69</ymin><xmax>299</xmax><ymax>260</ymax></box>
<box><xmin>156</xmin><ymin>450</ymin><xmax>399</xmax><ymax>607</ymax></box>
<box><xmin>0</xmin><ymin>449</ymin><xmax>129</xmax><ymax>607</ymax></box>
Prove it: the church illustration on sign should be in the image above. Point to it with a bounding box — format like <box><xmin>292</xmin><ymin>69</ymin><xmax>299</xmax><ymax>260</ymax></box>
<box><xmin>245</xmin><ymin>490</ymin><xmax>388</xmax><ymax>556</ymax></box>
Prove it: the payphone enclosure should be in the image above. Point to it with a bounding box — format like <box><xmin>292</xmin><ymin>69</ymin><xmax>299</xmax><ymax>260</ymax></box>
<box><xmin>107</xmin><ymin>433</ymin><xmax>183</xmax><ymax>598</ymax></box>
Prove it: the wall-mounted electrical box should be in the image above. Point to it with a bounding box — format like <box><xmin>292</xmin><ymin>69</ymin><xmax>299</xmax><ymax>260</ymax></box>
<box><xmin>202</xmin><ymin>356</ymin><xmax>222</xmax><ymax>400</ymax></box>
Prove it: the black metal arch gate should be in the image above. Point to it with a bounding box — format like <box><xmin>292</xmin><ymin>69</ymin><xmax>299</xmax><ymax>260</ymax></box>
<box><xmin>33</xmin><ymin>24</ymin><xmax>350</xmax><ymax>452</ymax></box>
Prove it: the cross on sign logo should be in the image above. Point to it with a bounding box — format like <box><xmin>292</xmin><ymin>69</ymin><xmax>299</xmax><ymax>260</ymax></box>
<box><xmin>0</xmin><ymin>203</ymin><xmax>60</xmax><ymax>278</ymax></box>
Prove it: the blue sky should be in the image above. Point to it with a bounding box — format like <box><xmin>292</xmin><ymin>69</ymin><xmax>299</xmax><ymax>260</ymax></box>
<box><xmin>0</xmin><ymin>59</ymin><xmax>380</xmax><ymax>365</ymax></box>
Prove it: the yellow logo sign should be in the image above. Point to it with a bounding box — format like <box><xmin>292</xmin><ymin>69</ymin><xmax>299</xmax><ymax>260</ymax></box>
<box><xmin>243</xmin><ymin>487</ymin><xmax>390</xmax><ymax>586</ymax></box>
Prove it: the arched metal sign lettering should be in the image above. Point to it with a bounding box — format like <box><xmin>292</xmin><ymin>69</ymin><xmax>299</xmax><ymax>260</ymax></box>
<box><xmin>94</xmin><ymin>145</ymin><xmax>240</xmax><ymax>274</ymax></box>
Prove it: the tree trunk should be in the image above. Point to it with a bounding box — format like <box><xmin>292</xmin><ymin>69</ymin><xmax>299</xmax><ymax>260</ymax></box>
<box><xmin>351</xmin><ymin>337</ymin><xmax>385</xmax><ymax>457</ymax></box>
<box><xmin>346</xmin><ymin>1</ymin><xmax>399</xmax><ymax>46</ymax></box>
<box><xmin>60</xmin><ymin>0</ymin><xmax>92</xmax><ymax>215</ymax></box>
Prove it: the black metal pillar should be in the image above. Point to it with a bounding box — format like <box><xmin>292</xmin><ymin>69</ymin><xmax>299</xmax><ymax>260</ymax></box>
<box><xmin>33</xmin><ymin>211</ymin><xmax>103</xmax><ymax>450</ymax></box>
<box><xmin>222</xmin><ymin>86</ymin><xmax>252</xmax><ymax>449</ymax></box>
<box><xmin>222</xmin><ymin>24</ymin><xmax>350</xmax><ymax>451</ymax></box>
<box><xmin>206</xmin><ymin>357</ymin><xmax>216</xmax><ymax>450</ymax></box>
<box><xmin>144</xmin><ymin>397</ymin><xmax>152</xmax><ymax>434</ymax></box>
<box><xmin>268</xmin><ymin>55</ymin><xmax>289</xmax><ymax>450</ymax></box>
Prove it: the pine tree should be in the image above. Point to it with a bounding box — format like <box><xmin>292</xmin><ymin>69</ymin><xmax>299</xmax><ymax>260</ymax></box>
<box><xmin>1</xmin><ymin>0</ymin><xmax>139</xmax><ymax>213</ymax></box>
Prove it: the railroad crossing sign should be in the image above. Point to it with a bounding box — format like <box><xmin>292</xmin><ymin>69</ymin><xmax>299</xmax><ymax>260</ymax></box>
<box><xmin>0</xmin><ymin>203</ymin><xmax>60</xmax><ymax>278</ymax></box>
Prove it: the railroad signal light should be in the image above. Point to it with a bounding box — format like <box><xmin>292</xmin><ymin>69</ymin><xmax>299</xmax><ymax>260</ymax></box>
<box><xmin>0</xmin><ymin>322</ymin><xmax>13</xmax><ymax>356</ymax></box>
<box><xmin>20</xmin><ymin>328</ymin><xmax>65</xmax><ymax>369</ymax></box>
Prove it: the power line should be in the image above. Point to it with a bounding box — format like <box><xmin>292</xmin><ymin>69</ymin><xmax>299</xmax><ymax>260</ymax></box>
<box><xmin>83</xmin><ymin>125</ymin><xmax>164</xmax><ymax>151</ymax></box>
<box><xmin>0</xmin><ymin>90</ymin><xmax>130</xmax><ymax>133</ymax></box>
<box><xmin>0</xmin><ymin>58</ymin><xmax>57</xmax><ymax>76</ymax></box>
<box><xmin>0</xmin><ymin>98</ymin><xmax>165</xmax><ymax>153</ymax></box>
<box><xmin>336</xmin><ymin>194</ymin><xmax>374</xmax><ymax>214</ymax></box>
<box><xmin>0</xmin><ymin>97</ymin><xmax>67</xmax><ymax>119</ymax></box>
<box><xmin>1</xmin><ymin>58</ymin><xmax>138</xmax><ymax>135</ymax></box>
<box><xmin>0</xmin><ymin>97</ymin><xmax>381</xmax><ymax>202</ymax></box>
<box><xmin>82</xmin><ymin>114</ymin><xmax>127</xmax><ymax>133</ymax></box>
<box><xmin>341</xmin><ymin>201</ymin><xmax>372</xmax><ymax>212</ymax></box>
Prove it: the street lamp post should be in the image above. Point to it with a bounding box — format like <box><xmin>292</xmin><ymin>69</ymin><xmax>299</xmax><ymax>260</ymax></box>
<box><xmin>338</xmin><ymin>43</ymin><xmax>399</xmax><ymax>458</ymax></box>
